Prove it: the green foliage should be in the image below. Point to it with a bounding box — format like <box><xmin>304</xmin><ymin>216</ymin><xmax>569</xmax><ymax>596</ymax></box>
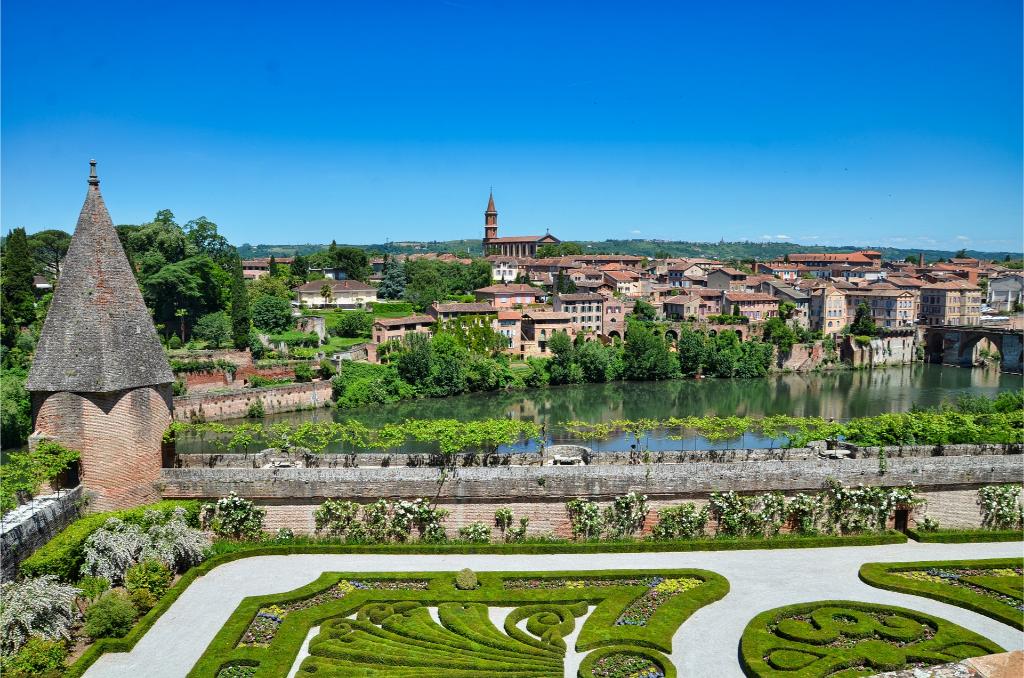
<box><xmin>77</xmin><ymin>576</ymin><xmax>110</xmax><ymax>603</ymax></box>
<box><xmin>762</xmin><ymin>316</ymin><xmax>798</xmax><ymax>354</ymax></box>
<box><xmin>906</xmin><ymin>528</ymin><xmax>1022</xmax><ymax>543</ymax></box>
<box><xmin>651</xmin><ymin>504</ymin><xmax>709</xmax><ymax>540</ymax></box>
<box><xmin>333</xmin><ymin>309</ymin><xmax>373</xmax><ymax>338</ymax></box>
<box><xmin>566</xmin><ymin>498</ymin><xmax>605</xmax><ymax>540</ymax></box>
<box><xmin>1</xmin><ymin>228</ymin><xmax>38</xmax><ymax>348</ymax></box>
<box><xmin>860</xmin><ymin>558</ymin><xmax>1023</xmax><ymax>630</ymax></box>
<box><xmin>124</xmin><ymin>560</ymin><xmax>173</xmax><ymax>601</ymax></box>
<box><xmin>402</xmin><ymin>258</ymin><xmax>491</xmax><ymax>310</ymax></box>
<box><xmin>376</xmin><ymin>259</ymin><xmax>406</xmax><ymax>300</ymax></box>
<box><xmin>604</xmin><ymin>492</ymin><xmax>649</xmax><ymax>539</ymax></box>
<box><xmin>0</xmin><ymin>441</ymin><xmax>80</xmax><ymax>515</ymax></box>
<box><xmin>454</xmin><ymin>567</ymin><xmax>480</xmax><ymax>589</ymax></box>
<box><xmin>977</xmin><ymin>484</ymin><xmax>1023</xmax><ymax>530</ymax></box>
<box><xmin>0</xmin><ymin>575</ymin><xmax>79</xmax><ymax>656</ymax></box>
<box><xmin>631</xmin><ymin>300</ymin><xmax>658</xmax><ymax>322</ymax></box>
<box><xmin>83</xmin><ymin>591</ymin><xmax>138</xmax><ymax>640</ymax></box>
<box><xmin>850</xmin><ymin>301</ymin><xmax>878</xmax><ymax>337</ymax></box>
<box><xmin>457</xmin><ymin>523</ymin><xmax>492</xmax><ymax>544</ymax></box>
<box><xmin>201</xmin><ymin>493</ymin><xmax>266</xmax><ymax>540</ymax></box>
<box><xmin>739</xmin><ymin>600</ymin><xmax>1003</xmax><ymax>677</ymax></box>
<box><xmin>292</xmin><ymin>363</ymin><xmax>314</xmax><ymax>382</ymax></box>
<box><xmin>536</xmin><ymin>242</ymin><xmax>584</xmax><ymax>258</ymax></box>
<box><xmin>1</xmin><ymin>636</ymin><xmax>68</xmax><ymax>678</ymax></box>
<box><xmin>250</xmin><ymin>295</ymin><xmax>293</xmax><ymax>333</ymax></box>
<box><xmin>169</xmin><ymin>358</ymin><xmax>238</xmax><ymax>375</ymax></box>
<box><xmin>192</xmin><ymin>311</ymin><xmax>232</xmax><ymax>348</ymax></box>
<box><xmin>313</xmin><ymin>499</ymin><xmax>361</xmax><ymax>537</ymax></box>
<box><xmin>623</xmin><ymin>322</ymin><xmax>679</xmax><ymax>381</ymax></box>
<box><xmin>246</xmin><ymin>399</ymin><xmax>265</xmax><ymax>418</ymax></box>
<box><xmin>331</xmin><ymin>361</ymin><xmax>415</xmax><ymax>409</ymax></box>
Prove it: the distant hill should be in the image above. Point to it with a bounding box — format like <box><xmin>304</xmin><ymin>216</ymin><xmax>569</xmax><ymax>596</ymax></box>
<box><xmin>237</xmin><ymin>238</ymin><xmax>1020</xmax><ymax>263</ymax></box>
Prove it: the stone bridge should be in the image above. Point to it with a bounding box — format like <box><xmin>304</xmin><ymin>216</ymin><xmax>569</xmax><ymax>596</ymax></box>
<box><xmin>924</xmin><ymin>325</ymin><xmax>1023</xmax><ymax>373</ymax></box>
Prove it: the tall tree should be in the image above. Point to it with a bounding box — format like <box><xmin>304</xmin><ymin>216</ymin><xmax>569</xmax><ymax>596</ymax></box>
<box><xmin>26</xmin><ymin>229</ymin><xmax>72</xmax><ymax>278</ymax></box>
<box><xmin>185</xmin><ymin>217</ymin><xmax>234</xmax><ymax>267</ymax></box>
<box><xmin>377</xmin><ymin>259</ymin><xmax>406</xmax><ymax>300</ymax></box>
<box><xmin>1</xmin><ymin>228</ymin><xmax>37</xmax><ymax>347</ymax></box>
<box><xmin>850</xmin><ymin>301</ymin><xmax>878</xmax><ymax>337</ymax></box>
<box><xmin>623</xmin><ymin>321</ymin><xmax>679</xmax><ymax>381</ymax></box>
<box><xmin>230</xmin><ymin>260</ymin><xmax>250</xmax><ymax>349</ymax></box>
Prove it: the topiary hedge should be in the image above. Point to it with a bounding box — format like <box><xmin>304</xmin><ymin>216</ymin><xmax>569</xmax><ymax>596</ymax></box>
<box><xmin>739</xmin><ymin>600</ymin><xmax>1004</xmax><ymax>677</ymax></box>
<box><xmin>19</xmin><ymin>500</ymin><xmax>200</xmax><ymax>581</ymax></box>
<box><xmin>186</xmin><ymin>568</ymin><xmax>729</xmax><ymax>677</ymax></box>
<box><xmin>859</xmin><ymin>557</ymin><xmax>1023</xmax><ymax>630</ymax></box>
<box><xmin>906</xmin><ymin>528</ymin><xmax>1023</xmax><ymax>543</ymax></box>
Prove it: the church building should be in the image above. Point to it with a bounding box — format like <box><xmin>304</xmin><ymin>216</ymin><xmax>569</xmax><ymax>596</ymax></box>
<box><xmin>481</xmin><ymin>192</ymin><xmax>559</xmax><ymax>258</ymax></box>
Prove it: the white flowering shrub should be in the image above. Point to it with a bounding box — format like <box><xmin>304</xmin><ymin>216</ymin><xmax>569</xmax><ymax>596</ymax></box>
<box><xmin>0</xmin><ymin>575</ymin><xmax>80</xmax><ymax>655</ymax></box>
<box><xmin>80</xmin><ymin>518</ymin><xmax>148</xmax><ymax>584</ymax></box>
<box><xmin>142</xmin><ymin>508</ymin><xmax>210</xmax><ymax>573</ymax></box>
<box><xmin>978</xmin><ymin>484</ymin><xmax>1023</xmax><ymax>529</ymax></box>
<box><xmin>201</xmin><ymin>493</ymin><xmax>265</xmax><ymax>539</ymax></box>
<box><xmin>457</xmin><ymin>522</ymin><xmax>492</xmax><ymax>544</ymax></box>
<box><xmin>566</xmin><ymin>498</ymin><xmax>604</xmax><ymax>539</ymax></box>
<box><xmin>603</xmin><ymin>492</ymin><xmax>649</xmax><ymax>538</ymax></box>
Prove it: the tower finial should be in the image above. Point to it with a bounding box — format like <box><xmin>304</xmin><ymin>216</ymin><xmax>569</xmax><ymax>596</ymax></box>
<box><xmin>88</xmin><ymin>159</ymin><xmax>99</xmax><ymax>187</ymax></box>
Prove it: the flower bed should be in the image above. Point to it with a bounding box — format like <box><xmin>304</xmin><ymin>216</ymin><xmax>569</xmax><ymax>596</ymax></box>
<box><xmin>859</xmin><ymin>558</ymin><xmax>1024</xmax><ymax>629</ymax></box>
<box><xmin>188</xmin><ymin>568</ymin><xmax>728</xmax><ymax>677</ymax></box>
<box><xmin>739</xmin><ymin>600</ymin><xmax>1004</xmax><ymax>677</ymax></box>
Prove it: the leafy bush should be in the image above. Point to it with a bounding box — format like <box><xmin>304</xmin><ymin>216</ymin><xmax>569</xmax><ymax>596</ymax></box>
<box><xmin>314</xmin><ymin>499</ymin><xmax>360</xmax><ymax>537</ymax></box>
<box><xmin>246</xmin><ymin>399</ymin><xmax>265</xmax><ymax>418</ymax></box>
<box><xmin>83</xmin><ymin>590</ymin><xmax>138</xmax><ymax>640</ymax></box>
<box><xmin>651</xmin><ymin>503</ymin><xmax>709</xmax><ymax>540</ymax></box>
<box><xmin>333</xmin><ymin>309</ymin><xmax>373</xmax><ymax>338</ymax></box>
<box><xmin>0</xmin><ymin>636</ymin><xmax>67</xmax><ymax>678</ymax></box>
<box><xmin>143</xmin><ymin>508</ymin><xmax>211</xmax><ymax>573</ymax></box>
<box><xmin>604</xmin><ymin>492</ymin><xmax>649</xmax><ymax>538</ymax></box>
<box><xmin>977</xmin><ymin>484</ymin><xmax>1023</xmax><ymax>530</ymax></box>
<box><xmin>566</xmin><ymin>498</ymin><xmax>604</xmax><ymax>540</ymax></box>
<box><xmin>457</xmin><ymin>522</ymin><xmax>492</xmax><ymax>544</ymax></box>
<box><xmin>0</xmin><ymin>441</ymin><xmax>80</xmax><ymax>514</ymax></box>
<box><xmin>201</xmin><ymin>493</ymin><xmax>266</xmax><ymax>539</ymax></box>
<box><xmin>251</xmin><ymin>296</ymin><xmax>293</xmax><ymax>333</ymax></box>
<box><xmin>454</xmin><ymin>568</ymin><xmax>479</xmax><ymax>590</ymax></box>
<box><xmin>128</xmin><ymin>588</ymin><xmax>158</xmax><ymax>614</ymax></box>
<box><xmin>77</xmin><ymin>576</ymin><xmax>110</xmax><ymax>604</ymax></box>
<box><xmin>19</xmin><ymin>500</ymin><xmax>200</xmax><ymax>581</ymax></box>
<box><xmin>124</xmin><ymin>560</ymin><xmax>173</xmax><ymax>600</ymax></box>
<box><xmin>0</xmin><ymin>367</ymin><xmax>31</xmax><ymax>451</ymax></box>
<box><xmin>494</xmin><ymin>508</ymin><xmax>529</xmax><ymax>543</ymax></box>
<box><xmin>293</xmin><ymin>363</ymin><xmax>314</xmax><ymax>382</ymax></box>
<box><xmin>80</xmin><ymin>519</ymin><xmax>148</xmax><ymax>584</ymax></box>
<box><xmin>0</xmin><ymin>576</ymin><xmax>79</xmax><ymax>655</ymax></box>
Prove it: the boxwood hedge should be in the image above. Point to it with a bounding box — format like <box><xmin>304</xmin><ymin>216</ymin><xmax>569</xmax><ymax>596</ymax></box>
<box><xmin>859</xmin><ymin>557</ymin><xmax>1023</xmax><ymax>630</ymax></box>
<box><xmin>906</xmin><ymin>528</ymin><xmax>1023</xmax><ymax>543</ymax></box>
<box><xmin>739</xmin><ymin>600</ymin><xmax>1004</xmax><ymax>677</ymax></box>
<box><xmin>187</xmin><ymin>568</ymin><xmax>729</xmax><ymax>677</ymax></box>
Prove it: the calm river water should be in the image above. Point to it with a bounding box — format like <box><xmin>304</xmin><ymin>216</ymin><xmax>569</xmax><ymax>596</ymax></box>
<box><xmin>185</xmin><ymin>364</ymin><xmax>1020</xmax><ymax>454</ymax></box>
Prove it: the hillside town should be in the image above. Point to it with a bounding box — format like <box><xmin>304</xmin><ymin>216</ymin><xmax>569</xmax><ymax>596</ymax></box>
<box><xmin>235</xmin><ymin>194</ymin><xmax>1021</xmax><ymax>366</ymax></box>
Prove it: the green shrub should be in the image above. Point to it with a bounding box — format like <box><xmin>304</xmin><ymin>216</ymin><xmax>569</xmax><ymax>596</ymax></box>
<box><xmin>77</xmin><ymin>576</ymin><xmax>110</xmax><ymax>604</ymax></box>
<box><xmin>19</xmin><ymin>500</ymin><xmax>200</xmax><ymax>581</ymax></box>
<box><xmin>1</xmin><ymin>636</ymin><xmax>67</xmax><ymax>678</ymax></box>
<box><xmin>454</xmin><ymin>568</ymin><xmax>479</xmax><ymax>590</ymax></box>
<box><xmin>128</xmin><ymin>588</ymin><xmax>158</xmax><ymax>614</ymax></box>
<box><xmin>83</xmin><ymin>590</ymin><xmax>138</xmax><ymax>640</ymax></box>
<box><xmin>293</xmin><ymin>363</ymin><xmax>314</xmax><ymax>382</ymax></box>
<box><xmin>124</xmin><ymin>560</ymin><xmax>173</xmax><ymax>600</ymax></box>
<box><xmin>168</xmin><ymin>335</ymin><xmax>183</xmax><ymax>349</ymax></box>
<box><xmin>246</xmin><ymin>399</ymin><xmax>265</xmax><ymax>419</ymax></box>
<box><xmin>652</xmin><ymin>503</ymin><xmax>709</xmax><ymax>540</ymax></box>
<box><xmin>457</xmin><ymin>522</ymin><xmax>492</xmax><ymax>544</ymax></box>
<box><xmin>201</xmin><ymin>493</ymin><xmax>265</xmax><ymax>539</ymax></box>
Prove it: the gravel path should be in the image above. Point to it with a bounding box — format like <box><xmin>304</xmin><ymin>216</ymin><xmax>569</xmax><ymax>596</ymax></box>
<box><xmin>85</xmin><ymin>540</ymin><xmax>1024</xmax><ymax>678</ymax></box>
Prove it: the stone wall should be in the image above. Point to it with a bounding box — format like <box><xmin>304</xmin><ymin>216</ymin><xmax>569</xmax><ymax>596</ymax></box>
<box><xmin>33</xmin><ymin>385</ymin><xmax>172</xmax><ymax>511</ymax></box>
<box><xmin>172</xmin><ymin>381</ymin><xmax>333</xmax><ymax>422</ymax></box>
<box><xmin>778</xmin><ymin>342</ymin><xmax>825</xmax><ymax>372</ymax></box>
<box><xmin>843</xmin><ymin>334</ymin><xmax>917</xmax><ymax>368</ymax></box>
<box><xmin>159</xmin><ymin>452</ymin><xmax>1020</xmax><ymax>536</ymax></box>
<box><xmin>0</xmin><ymin>487</ymin><xmax>83</xmax><ymax>581</ymax></box>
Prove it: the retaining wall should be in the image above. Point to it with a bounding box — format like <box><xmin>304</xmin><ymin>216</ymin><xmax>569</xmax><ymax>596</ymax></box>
<box><xmin>158</xmin><ymin>452</ymin><xmax>1021</xmax><ymax>536</ymax></box>
<box><xmin>172</xmin><ymin>381</ymin><xmax>333</xmax><ymax>422</ymax></box>
<box><xmin>1</xmin><ymin>486</ymin><xmax>82</xmax><ymax>581</ymax></box>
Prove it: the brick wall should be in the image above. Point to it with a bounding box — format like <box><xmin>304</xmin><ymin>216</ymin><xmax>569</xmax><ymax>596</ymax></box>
<box><xmin>172</xmin><ymin>381</ymin><xmax>333</xmax><ymax>422</ymax></box>
<box><xmin>33</xmin><ymin>385</ymin><xmax>173</xmax><ymax>512</ymax></box>
<box><xmin>160</xmin><ymin>452</ymin><xmax>1020</xmax><ymax>535</ymax></box>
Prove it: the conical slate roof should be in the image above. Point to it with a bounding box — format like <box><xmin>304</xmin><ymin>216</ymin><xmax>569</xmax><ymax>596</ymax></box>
<box><xmin>27</xmin><ymin>161</ymin><xmax>173</xmax><ymax>392</ymax></box>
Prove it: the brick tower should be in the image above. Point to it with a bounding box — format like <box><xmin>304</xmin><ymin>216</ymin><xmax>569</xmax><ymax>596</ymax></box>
<box><xmin>482</xmin><ymin>191</ymin><xmax>498</xmax><ymax>254</ymax></box>
<box><xmin>26</xmin><ymin>161</ymin><xmax>174</xmax><ymax>512</ymax></box>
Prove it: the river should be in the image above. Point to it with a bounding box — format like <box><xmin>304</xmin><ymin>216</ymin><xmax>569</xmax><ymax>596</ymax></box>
<box><xmin>181</xmin><ymin>364</ymin><xmax>1020</xmax><ymax>454</ymax></box>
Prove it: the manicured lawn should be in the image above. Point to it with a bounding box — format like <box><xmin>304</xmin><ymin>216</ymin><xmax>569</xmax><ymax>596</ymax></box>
<box><xmin>739</xmin><ymin>600</ymin><xmax>1004</xmax><ymax>677</ymax></box>
<box><xmin>859</xmin><ymin>558</ymin><xmax>1023</xmax><ymax>629</ymax></box>
<box><xmin>188</xmin><ymin>568</ymin><xmax>728</xmax><ymax>677</ymax></box>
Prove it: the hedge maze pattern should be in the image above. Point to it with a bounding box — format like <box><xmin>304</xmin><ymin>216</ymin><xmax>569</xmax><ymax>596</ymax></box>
<box><xmin>859</xmin><ymin>558</ymin><xmax>1024</xmax><ymax>630</ymax></box>
<box><xmin>739</xmin><ymin>600</ymin><xmax>1004</xmax><ymax>678</ymax></box>
<box><xmin>192</xmin><ymin>569</ymin><xmax>726</xmax><ymax>677</ymax></box>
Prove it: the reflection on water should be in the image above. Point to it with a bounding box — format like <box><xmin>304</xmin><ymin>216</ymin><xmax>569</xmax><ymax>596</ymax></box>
<box><xmin>180</xmin><ymin>364</ymin><xmax>1018</xmax><ymax>454</ymax></box>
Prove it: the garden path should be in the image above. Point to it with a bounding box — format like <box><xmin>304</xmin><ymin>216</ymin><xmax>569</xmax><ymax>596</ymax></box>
<box><xmin>84</xmin><ymin>540</ymin><xmax>1024</xmax><ymax>678</ymax></box>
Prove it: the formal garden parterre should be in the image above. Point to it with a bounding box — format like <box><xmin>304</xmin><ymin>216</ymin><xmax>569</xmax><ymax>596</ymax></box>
<box><xmin>860</xmin><ymin>558</ymin><xmax>1024</xmax><ymax>630</ymax></box>
<box><xmin>189</xmin><ymin>568</ymin><xmax>728</xmax><ymax>677</ymax></box>
<box><xmin>739</xmin><ymin>600</ymin><xmax>1006</xmax><ymax>677</ymax></box>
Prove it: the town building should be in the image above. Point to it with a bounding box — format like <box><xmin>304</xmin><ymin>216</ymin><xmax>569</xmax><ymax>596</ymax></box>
<box><xmin>473</xmin><ymin>282</ymin><xmax>545</xmax><ymax>308</ymax></box>
<box><xmin>480</xmin><ymin>192</ymin><xmax>559</xmax><ymax>258</ymax></box>
<box><xmin>552</xmin><ymin>293</ymin><xmax>606</xmax><ymax>335</ymax></box>
<box><xmin>293</xmin><ymin>279</ymin><xmax>377</xmax><ymax>309</ymax></box>
<box><xmin>496</xmin><ymin>310</ymin><xmax>522</xmax><ymax>352</ymax></box>
<box><xmin>27</xmin><ymin>161</ymin><xmax>174</xmax><ymax>511</ymax></box>
<box><xmin>920</xmin><ymin>281</ymin><xmax>983</xmax><ymax>326</ymax></box>
<box><xmin>242</xmin><ymin>257</ymin><xmax>294</xmax><ymax>280</ymax></box>
<box><xmin>722</xmin><ymin>292</ymin><xmax>779</xmax><ymax>322</ymax></box>
<box><xmin>706</xmin><ymin>267</ymin><xmax>749</xmax><ymax>291</ymax></box>
<box><xmin>371</xmin><ymin>315</ymin><xmax>436</xmax><ymax>345</ymax></box>
<box><xmin>520</xmin><ymin>311</ymin><xmax>575</xmax><ymax>355</ymax></box>
<box><xmin>807</xmin><ymin>284</ymin><xmax>848</xmax><ymax>335</ymax></box>
<box><xmin>427</xmin><ymin>302</ymin><xmax>496</xmax><ymax>322</ymax></box>
<box><xmin>987</xmin><ymin>273</ymin><xmax>1024</xmax><ymax>312</ymax></box>
<box><xmin>662</xmin><ymin>294</ymin><xmax>701</xmax><ymax>321</ymax></box>
<box><xmin>844</xmin><ymin>288</ymin><xmax>918</xmax><ymax>329</ymax></box>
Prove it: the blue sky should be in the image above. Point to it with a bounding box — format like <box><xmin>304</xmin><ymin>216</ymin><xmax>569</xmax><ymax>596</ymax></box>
<box><xmin>2</xmin><ymin>1</ymin><xmax>1021</xmax><ymax>252</ymax></box>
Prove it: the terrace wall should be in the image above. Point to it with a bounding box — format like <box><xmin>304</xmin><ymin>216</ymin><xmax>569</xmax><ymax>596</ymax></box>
<box><xmin>172</xmin><ymin>381</ymin><xmax>333</xmax><ymax>422</ymax></box>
